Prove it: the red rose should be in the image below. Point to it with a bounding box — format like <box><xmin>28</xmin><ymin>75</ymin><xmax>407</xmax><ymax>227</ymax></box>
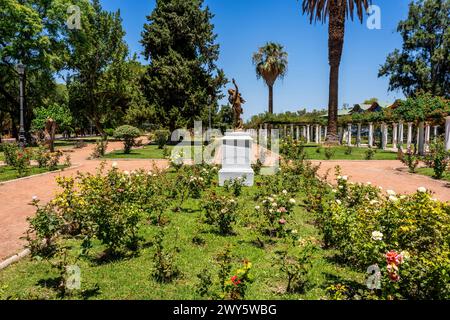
<box><xmin>231</xmin><ymin>275</ymin><xmax>241</xmax><ymax>286</ymax></box>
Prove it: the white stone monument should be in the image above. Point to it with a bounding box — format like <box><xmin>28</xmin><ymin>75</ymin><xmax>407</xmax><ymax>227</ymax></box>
<box><xmin>219</xmin><ymin>131</ymin><xmax>254</xmax><ymax>187</ymax></box>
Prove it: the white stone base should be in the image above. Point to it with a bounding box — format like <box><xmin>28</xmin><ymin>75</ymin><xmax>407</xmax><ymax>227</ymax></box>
<box><xmin>219</xmin><ymin>168</ymin><xmax>254</xmax><ymax>186</ymax></box>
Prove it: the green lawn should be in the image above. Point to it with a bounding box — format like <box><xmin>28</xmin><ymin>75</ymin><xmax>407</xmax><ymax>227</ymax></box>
<box><xmin>416</xmin><ymin>167</ymin><xmax>450</xmax><ymax>182</ymax></box>
<box><xmin>0</xmin><ymin>152</ymin><xmax>4</xmax><ymax>162</ymax></box>
<box><xmin>0</xmin><ymin>175</ymin><xmax>365</xmax><ymax>300</ymax></box>
<box><xmin>103</xmin><ymin>144</ymin><xmax>202</xmax><ymax>160</ymax></box>
<box><xmin>0</xmin><ymin>165</ymin><xmax>67</xmax><ymax>182</ymax></box>
<box><xmin>303</xmin><ymin>145</ymin><xmax>398</xmax><ymax>161</ymax></box>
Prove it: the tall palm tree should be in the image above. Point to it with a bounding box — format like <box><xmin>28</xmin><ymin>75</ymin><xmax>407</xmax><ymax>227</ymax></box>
<box><xmin>252</xmin><ymin>43</ymin><xmax>288</xmax><ymax>114</ymax></box>
<box><xmin>301</xmin><ymin>0</ymin><xmax>370</xmax><ymax>143</ymax></box>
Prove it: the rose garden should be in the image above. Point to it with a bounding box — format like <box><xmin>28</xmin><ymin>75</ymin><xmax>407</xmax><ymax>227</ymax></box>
<box><xmin>0</xmin><ymin>0</ymin><xmax>450</xmax><ymax>301</ymax></box>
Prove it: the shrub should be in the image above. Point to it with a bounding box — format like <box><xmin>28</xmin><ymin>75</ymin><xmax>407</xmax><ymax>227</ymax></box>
<box><xmin>151</xmin><ymin>229</ymin><xmax>180</xmax><ymax>283</ymax></box>
<box><xmin>365</xmin><ymin>147</ymin><xmax>376</xmax><ymax>160</ymax></box>
<box><xmin>113</xmin><ymin>125</ymin><xmax>141</xmax><ymax>154</ymax></box>
<box><xmin>202</xmin><ymin>193</ymin><xmax>238</xmax><ymax>235</ymax></box>
<box><xmin>74</xmin><ymin>140</ymin><xmax>87</xmax><ymax>149</ymax></box>
<box><xmin>400</xmin><ymin>148</ymin><xmax>420</xmax><ymax>173</ymax></box>
<box><xmin>223</xmin><ymin>177</ymin><xmax>245</xmax><ymax>197</ymax></box>
<box><xmin>34</xmin><ymin>146</ymin><xmax>51</xmax><ymax>168</ymax></box>
<box><xmin>154</xmin><ymin>129</ymin><xmax>170</xmax><ymax>149</ymax></box>
<box><xmin>14</xmin><ymin>149</ymin><xmax>32</xmax><ymax>176</ymax></box>
<box><xmin>324</xmin><ymin>147</ymin><xmax>335</xmax><ymax>160</ymax></box>
<box><xmin>91</xmin><ymin>139</ymin><xmax>108</xmax><ymax>158</ymax></box>
<box><xmin>274</xmin><ymin>242</ymin><xmax>316</xmax><ymax>293</ymax></box>
<box><xmin>427</xmin><ymin>139</ymin><xmax>450</xmax><ymax>179</ymax></box>
<box><xmin>104</xmin><ymin>128</ymin><xmax>115</xmax><ymax>137</ymax></box>
<box><xmin>1</xmin><ymin>142</ymin><xmax>19</xmax><ymax>166</ymax></box>
<box><xmin>310</xmin><ymin>172</ymin><xmax>450</xmax><ymax>299</ymax></box>
<box><xmin>344</xmin><ymin>146</ymin><xmax>353</xmax><ymax>155</ymax></box>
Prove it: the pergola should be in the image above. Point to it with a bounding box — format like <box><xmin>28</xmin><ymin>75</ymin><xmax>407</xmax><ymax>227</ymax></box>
<box><xmin>254</xmin><ymin>116</ymin><xmax>450</xmax><ymax>153</ymax></box>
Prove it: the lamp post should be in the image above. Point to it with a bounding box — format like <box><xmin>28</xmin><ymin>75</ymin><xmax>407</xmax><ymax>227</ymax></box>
<box><xmin>16</xmin><ymin>63</ymin><xmax>26</xmax><ymax>148</ymax></box>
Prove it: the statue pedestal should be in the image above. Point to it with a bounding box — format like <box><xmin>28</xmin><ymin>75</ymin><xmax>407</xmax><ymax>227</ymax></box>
<box><xmin>219</xmin><ymin>131</ymin><xmax>254</xmax><ymax>187</ymax></box>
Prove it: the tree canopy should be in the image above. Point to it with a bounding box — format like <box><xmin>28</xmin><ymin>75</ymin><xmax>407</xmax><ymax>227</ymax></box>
<box><xmin>379</xmin><ymin>0</ymin><xmax>450</xmax><ymax>98</ymax></box>
<box><xmin>141</xmin><ymin>0</ymin><xmax>227</xmax><ymax>131</ymax></box>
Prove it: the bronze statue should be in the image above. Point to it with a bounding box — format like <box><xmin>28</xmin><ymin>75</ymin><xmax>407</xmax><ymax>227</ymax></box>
<box><xmin>228</xmin><ymin>79</ymin><xmax>245</xmax><ymax>130</ymax></box>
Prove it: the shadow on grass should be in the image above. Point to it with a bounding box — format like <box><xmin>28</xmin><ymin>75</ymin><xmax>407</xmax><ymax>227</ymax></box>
<box><xmin>321</xmin><ymin>273</ymin><xmax>367</xmax><ymax>292</ymax></box>
<box><xmin>37</xmin><ymin>277</ymin><xmax>101</xmax><ymax>299</ymax></box>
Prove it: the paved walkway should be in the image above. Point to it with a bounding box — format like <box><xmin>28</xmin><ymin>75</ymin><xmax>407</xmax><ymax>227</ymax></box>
<box><xmin>312</xmin><ymin>160</ymin><xmax>450</xmax><ymax>202</ymax></box>
<box><xmin>0</xmin><ymin>139</ymin><xmax>168</xmax><ymax>261</ymax></box>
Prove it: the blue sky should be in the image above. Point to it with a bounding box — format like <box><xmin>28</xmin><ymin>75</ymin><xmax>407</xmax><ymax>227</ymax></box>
<box><xmin>100</xmin><ymin>0</ymin><xmax>411</xmax><ymax>120</ymax></box>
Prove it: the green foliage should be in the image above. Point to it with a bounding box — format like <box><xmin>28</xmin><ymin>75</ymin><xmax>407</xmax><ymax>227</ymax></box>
<box><xmin>364</xmin><ymin>148</ymin><xmax>376</xmax><ymax>160</ymax></box>
<box><xmin>67</xmin><ymin>0</ymin><xmax>143</xmax><ymax>135</ymax></box>
<box><xmin>154</xmin><ymin>129</ymin><xmax>170</xmax><ymax>149</ymax></box>
<box><xmin>344</xmin><ymin>146</ymin><xmax>353</xmax><ymax>155</ymax></box>
<box><xmin>31</xmin><ymin>103</ymin><xmax>73</xmax><ymax>133</ymax></box>
<box><xmin>308</xmin><ymin>172</ymin><xmax>450</xmax><ymax>299</ymax></box>
<box><xmin>223</xmin><ymin>177</ymin><xmax>245</xmax><ymax>197</ymax></box>
<box><xmin>274</xmin><ymin>243</ymin><xmax>316</xmax><ymax>293</ymax></box>
<box><xmin>1</xmin><ymin>142</ymin><xmax>19</xmax><ymax>166</ymax></box>
<box><xmin>152</xmin><ymin>229</ymin><xmax>180</xmax><ymax>283</ymax></box>
<box><xmin>114</xmin><ymin>125</ymin><xmax>141</xmax><ymax>154</ymax></box>
<box><xmin>202</xmin><ymin>192</ymin><xmax>238</xmax><ymax>235</ymax></box>
<box><xmin>324</xmin><ymin>147</ymin><xmax>335</xmax><ymax>160</ymax></box>
<box><xmin>399</xmin><ymin>148</ymin><xmax>420</xmax><ymax>173</ymax></box>
<box><xmin>91</xmin><ymin>139</ymin><xmax>108</xmax><ymax>158</ymax></box>
<box><xmin>426</xmin><ymin>139</ymin><xmax>450</xmax><ymax>179</ymax></box>
<box><xmin>379</xmin><ymin>0</ymin><xmax>450</xmax><ymax>98</ymax></box>
<box><xmin>141</xmin><ymin>0</ymin><xmax>227</xmax><ymax>130</ymax></box>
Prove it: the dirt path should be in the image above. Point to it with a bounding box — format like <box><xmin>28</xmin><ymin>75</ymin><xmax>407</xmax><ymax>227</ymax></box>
<box><xmin>312</xmin><ymin>160</ymin><xmax>450</xmax><ymax>202</ymax></box>
<box><xmin>0</xmin><ymin>140</ymin><xmax>169</xmax><ymax>261</ymax></box>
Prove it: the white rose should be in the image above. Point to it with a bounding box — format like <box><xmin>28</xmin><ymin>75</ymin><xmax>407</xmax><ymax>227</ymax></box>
<box><xmin>389</xmin><ymin>195</ymin><xmax>399</xmax><ymax>202</ymax></box>
<box><xmin>289</xmin><ymin>198</ymin><xmax>296</xmax><ymax>204</ymax></box>
<box><xmin>255</xmin><ymin>206</ymin><xmax>260</xmax><ymax>210</ymax></box>
<box><xmin>282</xmin><ymin>190</ymin><xmax>288</xmax><ymax>195</ymax></box>
<box><xmin>371</xmin><ymin>231</ymin><xmax>383</xmax><ymax>241</ymax></box>
<box><xmin>387</xmin><ymin>190</ymin><xmax>396</xmax><ymax>196</ymax></box>
<box><xmin>112</xmin><ymin>162</ymin><xmax>118</xmax><ymax>168</ymax></box>
<box><xmin>336</xmin><ymin>200</ymin><xmax>342</xmax><ymax>205</ymax></box>
<box><xmin>417</xmin><ymin>187</ymin><xmax>427</xmax><ymax>193</ymax></box>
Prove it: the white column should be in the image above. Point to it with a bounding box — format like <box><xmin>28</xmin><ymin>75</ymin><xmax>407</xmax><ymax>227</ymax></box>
<box><xmin>398</xmin><ymin>122</ymin><xmax>404</xmax><ymax>150</ymax></box>
<box><xmin>381</xmin><ymin>123</ymin><xmax>388</xmax><ymax>150</ymax></box>
<box><xmin>425</xmin><ymin>123</ymin><xmax>431</xmax><ymax>152</ymax></box>
<box><xmin>284</xmin><ymin>125</ymin><xmax>287</xmax><ymax>138</ymax></box>
<box><xmin>324</xmin><ymin>126</ymin><xmax>328</xmax><ymax>139</ymax></box>
<box><xmin>368</xmin><ymin>123</ymin><xmax>374</xmax><ymax>148</ymax></box>
<box><xmin>347</xmin><ymin>123</ymin><xmax>352</xmax><ymax>146</ymax></box>
<box><xmin>302</xmin><ymin>126</ymin><xmax>307</xmax><ymax>139</ymax></box>
<box><xmin>407</xmin><ymin>122</ymin><xmax>413</xmax><ymax>150</ymax></box>
<box><xmin>356</xmin><ymin>123</ymin><xmax>362</xmax><ymax>147</ymax></box>
<box><xmin>315</xmin><ymin>125</ymin><xmax>319</xmax><ymax>143</ymax></box>
<box><xmin>445</xmin><ymin>116</ymin><xmax>450</xmax><ymax>151</ymax></box>
<box><xmin>306</xmin><ymin>125</ymin><xmax>310</xmax><ymax>143</ymax></box>
<box><xmin>418</xmin><ymin>122</ymin><xmax>425</xmax><ymax>156</ymax></box>
<box><xmin>392</xmin><ymin>123</ymin><xmax>398</xmax><ymax>149</ymax></box>
<box><xmin>290</xmin><ymin>124</ymin><xmax>294</xmax><ymax>138</ymax></box>
<box><xmin>318</xmin><ymin>125</ymin><xmax>322</xmax><ymax>143</ymax></box>
<box><xmin>433</xmin><ymin>126</ymin><xmax>438</xmax><ymax>143</ymax></box>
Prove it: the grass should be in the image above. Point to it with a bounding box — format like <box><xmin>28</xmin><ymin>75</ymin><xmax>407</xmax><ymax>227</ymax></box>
<box><xmin>103</xmin><ymin>144</ymin><xmax>202</xmax><ymax>160</ymax></box>
<box><xmin>416</xmin><ymin>167</ymin><xmax>450</xmax><ymax>182</ymax></box>
<box><xmin>0</xmin><ymin>165</ymin><xmax>67</xmax><ymax>182</ymax></box>
<box><xmin>0</xmin><ymin>152</ymin><xmax>4</xmax><ymax>162</ymax></box>
<box><xmin>0</xmin><ymin>175</ymin><xmax>365</xmax><ymax>300</ymax></box>
<box><xmin>303</xmin><ymin>145</ymin><xmax>398</xmax><ymax>161</ymax></box>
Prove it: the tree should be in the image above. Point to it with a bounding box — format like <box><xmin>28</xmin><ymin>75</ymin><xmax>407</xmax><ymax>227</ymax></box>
<box><xmin>379</xmin><ymin>0</ymin><xmax>450</xmax><ymax>98</ymax></box>
<box><xmin>252</xmin><ymin>43</ymin><xmax>288</xmax><ymax>114</ymax></box>
<box><xmin>363</xmin><ymin>97</ymin><xmax>379</xmax><ymax>104</ymax></box>
<box><xmin>67</xmin><ymin>0</ymin><xmax>139</xmax><ymax>137</ymax></box>
<box><xmin>141</xmin><ymin>0</ymin><xmax>227</xmax><ymax>131</ymax></box>
<box><xmin>300</xmin><ymin>0</ymin><xmax>371</xmax><ymax>144</ymax></box>
<box><xmin>0</xmin><ymin>0</ymin><xmax>71</xmax><ymax>141</ymax></box>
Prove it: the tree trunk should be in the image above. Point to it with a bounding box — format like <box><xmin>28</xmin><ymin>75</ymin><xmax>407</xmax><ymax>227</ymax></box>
<box><xmin>268</xmin><ymin>84</ymin><xmax>274</xmax><ymax>114</ymax></box>
<box><xmin>326</xmin><ymin>0</ymin><xmax>346</xmax><ymax>144</ymax></box>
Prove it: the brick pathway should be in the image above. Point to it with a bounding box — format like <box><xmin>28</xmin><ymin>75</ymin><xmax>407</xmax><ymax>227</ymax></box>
<box><xmin>312</xmin><ymin>160</ymin><xmax>450</xmax><ymax>202</ymax></box>
<box><xmin>0</xmin><ymin>140</ymin><xmax>168</xmax><ymax>261</ymax></box>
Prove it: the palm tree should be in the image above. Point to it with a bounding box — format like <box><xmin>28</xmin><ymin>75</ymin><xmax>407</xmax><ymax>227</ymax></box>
<box><xmin>252</xmin><ymin>43</ymin><xmax>288</xmax><ymax>114</ymax></box>
<box><xmin>301</xmin><ymin>0</ymin><xmax>370</xmax><ymax>143</ymax></box>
